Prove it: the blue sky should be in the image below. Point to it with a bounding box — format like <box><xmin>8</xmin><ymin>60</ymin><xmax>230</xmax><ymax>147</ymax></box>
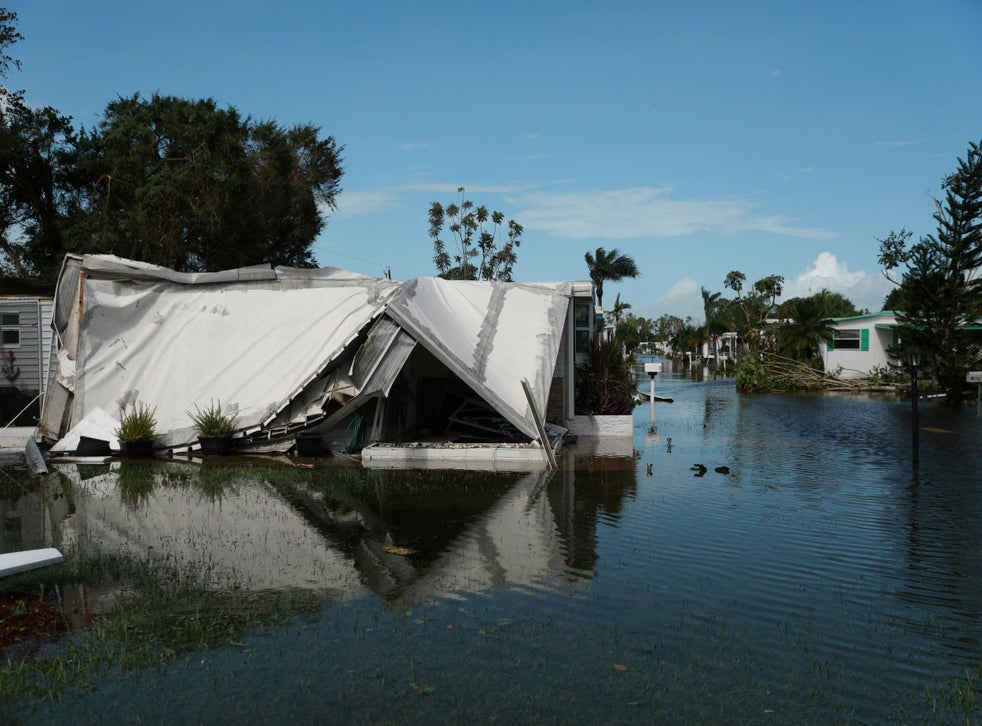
<box><xmin>8</xmin><ymin>0</ymin><xmax>982</xmax><ymax>321</ymax></box>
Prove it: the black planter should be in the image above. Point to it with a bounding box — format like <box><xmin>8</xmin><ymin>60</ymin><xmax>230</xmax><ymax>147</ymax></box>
<box><xmin>295</xmin><ymin>433</ymin><xmax>325</xmax><ymax>457</ymax></box>
<box><xmin>118</xmin><ymin>439</ymin><xmax>155</xmax><ymax>458</ymax></box>
<box><xmin>198</xmin><ymin>435</ymin><xmax>233</xmax><ymax>456</ymax></box>
<box><xmin>77</xmin><ymin>435</ymin><xmax>111</xmax><ymax>456</ymax></box>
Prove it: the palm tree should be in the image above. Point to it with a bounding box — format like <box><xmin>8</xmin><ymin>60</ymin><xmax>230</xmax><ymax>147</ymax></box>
<box><xmin>775</xmin><ymin>296</ymin><xmax>834</xmax><ymax>363</ymax></box>
<box><xmin>611</xmin><ymin>293</ymin><xmax>631</xmax><ymax>325</ymax></box>
<box><xmin>701</xmin><ymin>286</ymin><xmax>722</xmax><ymax>359</ymax></box>
<box><xmin>584</xmin><ymin>247</ymin><xmax>640</xmax><ymax>309</ymax></box>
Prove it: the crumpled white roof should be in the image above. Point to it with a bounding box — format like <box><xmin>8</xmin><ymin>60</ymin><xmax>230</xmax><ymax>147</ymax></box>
<box><xmin>42</xmin><ymin>255</ymin><xmax>574</xmax><ymax>449</ymax></box>
<box><xmin>385</xmin><ymin>277</ymin><xmax>571</xmax><ymax>440</ymax></box>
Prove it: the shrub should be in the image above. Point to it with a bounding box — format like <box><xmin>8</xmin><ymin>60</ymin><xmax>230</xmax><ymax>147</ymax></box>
<box><xmin>575</xmin><ymin>337</ymin><xmax>637</xmax><ymax>415</ymax></box>
<box><xmin>188</xmin><ymin>400</ymin><xmax>238</xmax><ymax>437</ymax></box>
<box><xmin>115</xmin><ymin>402</ymin><xmax>157</xmax><ymax>442</ymax></box>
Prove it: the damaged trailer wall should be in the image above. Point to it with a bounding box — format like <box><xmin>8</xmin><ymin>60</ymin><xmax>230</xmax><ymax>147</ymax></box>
<box><xmin>39</xmin><ymin>255</ymin><xmax>578</xmax><ymax>454</ymax></box>
<box><xmin>41</xmin><ymin>255</ymin><xmax>398</xmax><ymax>449</ymax></box>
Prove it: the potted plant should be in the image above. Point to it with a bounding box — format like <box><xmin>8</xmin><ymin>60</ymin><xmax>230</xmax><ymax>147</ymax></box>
<box><xmin>115</xmin><ymin>402</ymin><xmax>158</xmax><ymax>458</ymax></box>
<box><xmin>188</xmin><ymin>400</ymin><xmax>238</xmax><ymax>456</ymax></box>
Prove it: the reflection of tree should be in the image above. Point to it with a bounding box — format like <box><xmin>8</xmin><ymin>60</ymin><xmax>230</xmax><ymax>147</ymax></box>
<box><xmin>548</xmin><ymin>455</ymin><xmax>637</xmax><ymax>572</ymax></box>
<box><xmin>117</xmin><ymin>465</ymin><xmax>156</xmax><ymax>508</ymax></box>
<box><xmin>900</xmin><ymin>466</ymin><xmax>982</xmax><ymax>656</ymax></box>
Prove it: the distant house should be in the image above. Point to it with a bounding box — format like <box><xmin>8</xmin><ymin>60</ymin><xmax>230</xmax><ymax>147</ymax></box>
<box><xmin>821</xmin><ymin>311</ymin><xmax>982</xmax><ymax>381</ymax></box>
<box><xmin>820</xmin><ymin>312</ymin><xmax>907</xmax><ymax>379</ymax></box>
<box><xmin>0</xmin><ymin>279</ymin><xmax>56</xmax><ymax>426</ymax></box>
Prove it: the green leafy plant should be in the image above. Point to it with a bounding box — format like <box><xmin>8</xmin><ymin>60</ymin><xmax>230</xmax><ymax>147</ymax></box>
<box><xmin>735</xmin><ymin>355</ymin><xmax>774</xmax><ymax>393</ymax></box>
<box><xmin>188</xmin><ymin>400</ymin><xmax>238</xmax><ymax>437</ymax></box>
<box><xmin>575</xmin><ymin>337</ymin><xmax>637</xmax><ymax>415</ymax></box>
<box><xmin>115</xmin><ymin>402</ymin><xmax>157</xmax><ymax>442</ymax></box>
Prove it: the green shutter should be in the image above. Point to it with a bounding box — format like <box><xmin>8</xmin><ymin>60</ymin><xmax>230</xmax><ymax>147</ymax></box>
<box><xmin>860</xmin><ymin>329</ymin><xmax>869</xmax><ymax>351</ymax></box>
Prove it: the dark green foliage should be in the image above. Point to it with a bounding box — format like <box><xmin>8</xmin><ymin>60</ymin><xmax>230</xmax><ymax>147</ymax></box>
<box><xmin>774</xmin><ymin>290</ymin><xmax>855</xmax><ymax>363</ymax></box>
<box><xmin>701</xmin><ymin>286</ymin><xmax>723</xmax><ymax>357</ymax></box>
<box><xmin>65</xmin><ymin>94</ymin><xmax>343</xmax><ymax>272</ymax></box>
<box><xmin>575</xmin><ymin>337</ymin><xmax>636</xmax><ymax>415</ymax></box>
<box><xmin>877</xmin><ymin>140</ymin><xmax>982</xmax><ymax>400</ymax></box>
<box><xmin>0</xmin><ymin>8</ymin><xmax>22</xmax><ymax>81</ymax></box>
<box><xmin>735</xmin><ymin>354</ymin><xmax>772</xmax><ymax>392</ymax></box>
<box><xmin>0</xmin><ymin>10</ymin><xmax>76</xmax><ymax>278</ymax></box>
<box><xmin>0</xmin><ymin>99</ymin><xmax>76</xmax><ymax>278</ymax></box>
<box><xmin>652</xmin><ymin>313</ymin><xmax>686</xmax><ymax>341</ymax></box>
<box><xmin>670</xmin><ymin>322</ymin><xmax>704</xmax><ymax>358</ymax></box>
<box><xmin>430</xmin><ymin>188</ymin><xmax>522</xmax><ymax>281</ymax></box>
<box><xmin>723</xmin><ymin>270</ymin><xmax>784</xmax><ymax>353</ymax></box>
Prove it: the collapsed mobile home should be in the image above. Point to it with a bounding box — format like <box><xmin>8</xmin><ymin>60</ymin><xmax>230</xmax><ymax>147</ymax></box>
<box><xmin>38</xmin><ymin>254</ymin><xmax>620</xmax><ymax>468</ymax></box>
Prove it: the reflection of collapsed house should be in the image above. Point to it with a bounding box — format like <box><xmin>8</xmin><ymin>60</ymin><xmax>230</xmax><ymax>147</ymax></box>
<box><xmin>39</xmin><ymin>254</ymin><xmax>617</xmax><ymax>468</ymax></box>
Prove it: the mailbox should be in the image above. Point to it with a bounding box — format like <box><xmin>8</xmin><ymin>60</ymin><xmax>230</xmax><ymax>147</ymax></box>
<box><xmin>644</xmin><ymin>362</ymin><xmax>662</xmax><ymax>375</ymax></box>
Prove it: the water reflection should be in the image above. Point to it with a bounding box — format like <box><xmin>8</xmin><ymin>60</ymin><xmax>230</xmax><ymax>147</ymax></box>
<box><xmin>2</xmin><ymin>456</ymin><xmax>643</xmax><ymax>616</ymax></box>
<box><xmin>4</xmin><ymin>372</ymin><xmax>982</xmax><ymax>722</ymax></box>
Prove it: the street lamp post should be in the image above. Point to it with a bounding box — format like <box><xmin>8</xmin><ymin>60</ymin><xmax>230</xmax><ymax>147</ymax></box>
<box><xmin>906</xmin><ymin>346</ymin><xmax>921</xmax><ymax>468</ymax></box>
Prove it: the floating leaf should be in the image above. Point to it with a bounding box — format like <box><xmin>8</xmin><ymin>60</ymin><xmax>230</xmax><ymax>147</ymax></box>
<box><xmin>385</xmin><ymin>546</ymin><xmax>415</xmax><ymax>556</ymax></box>
<box><xmin>613</xmin><ymin>663</ymin><xmax>628</xmax><ymax>671</ymax></box>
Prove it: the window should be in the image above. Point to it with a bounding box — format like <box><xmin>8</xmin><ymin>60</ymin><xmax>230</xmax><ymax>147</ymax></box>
<box><xmin>573</xmin><ymin>301</ymin><xmax>592</xmax><ymax>352</ymax></box>
<box><xmin>833</xmin><ymin>328</ymin><xmax>869</xmax><ymax>351</ymax></box>
<box><xmin>0</xmin><ymin>312</ymin><xmax>19</xmax><ymax>346</ymax></box>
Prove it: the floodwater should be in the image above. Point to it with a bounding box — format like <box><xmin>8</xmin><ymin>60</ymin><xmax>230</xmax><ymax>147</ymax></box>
<box><xmin>2</xmin><ymin>361</ymin><xmax>982</xmax><ymax>724</ymax></box>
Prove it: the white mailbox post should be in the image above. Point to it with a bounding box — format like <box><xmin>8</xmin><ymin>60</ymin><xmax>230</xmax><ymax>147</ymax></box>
<box><xmin>644</xmin><ymin>362</ymin><xmax>662</xmax><ymax>429</ymax></box>
<box><xmin>968</xmin><ymin>371</ymin><xmax>982</xmax><ymax>414</ymax></box>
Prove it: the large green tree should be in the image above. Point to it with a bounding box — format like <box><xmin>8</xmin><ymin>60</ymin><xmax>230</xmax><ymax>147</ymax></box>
<box><xmin>877</xmin><ymin>139</ymin><xmax>982</xmax><ymax>400</ymax></box>
<box><xmin>724</xmin><ymin>270</ymin><xmax>784</xmax><ymax>352</ymax></box>
<box><xmin>584</xmin><ymin>247</ymin><xmax>639</xmax><ymax>309</ymax></box>
<box><xmin>774</xmin><ymin>289</ymin><xmax>857</xmax><ymax>364</ymax></box>
<box><xmin>0</xmin><ymin>8</ymin><xmax>77</xmax><ymax>278</ymax></box>
<box><xmin>0</xmin><ymin>100</ymin><xmax>76</xmax><ymax>278</ymax></box>
<box><xmin>652</xmin><ymin>313</ymin><xmax>686</xmax><ymax>342</ymax></box>
<box><xmin>64</xmin><ymin>94</ymin><xmax>343</xmax><ymax>272</ymax></box>
<box><xmin>429</xmin><ymin>188</ymin><xmax>522</xmax><ymax>281</ymax></box>
<box><xmin>1</xmin><ymin>13</ymin><xmax>346</xmax><ymax>278</ymax></box>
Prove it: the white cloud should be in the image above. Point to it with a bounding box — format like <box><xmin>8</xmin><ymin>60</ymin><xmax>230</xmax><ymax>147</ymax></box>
<box><xmin>333</xmin><ymin>190</ymin><xmax>398</xmax><ymax>216</ymax></box>
<box><xmin>516</xmin><ymin>187</ymin><xmax>833</xmax><ymax>240</ymax></box>
<box><xmin>782</xmin><ymin>252</ymin><xmax>893</xmax><ymax>312</ymax></box>
<box><xmin>400</xmin><ymin>141</ymin><xmax>429</xmax><ymax>151</ymax></box>
<box><xmin>654</xmin><ymin>278</ymin><xmax>702</xmax><ymax>322</ymax></box>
